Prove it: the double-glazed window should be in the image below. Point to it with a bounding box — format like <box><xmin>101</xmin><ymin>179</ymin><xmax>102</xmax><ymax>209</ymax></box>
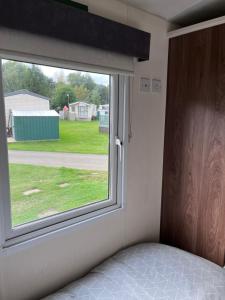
<box><xmin>0</xmin><ymin>55</ymin><xmax>128</xmax><ymax>246</ymax></box>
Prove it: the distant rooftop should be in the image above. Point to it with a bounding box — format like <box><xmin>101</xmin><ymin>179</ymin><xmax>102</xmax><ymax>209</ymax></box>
<box><xmin>12</xmin><ymin>110</ymin><xmax>58</xmax><ymax>117</ymax></box>
<box><xmin>4</xmin><ymin>90</ymin><xmax>50</xmax><ymax>101</ymax></box>
<box><xmin>69</xmin><ymin>101</ymin><xmax>89</xmax><ymax>106</ymax></box>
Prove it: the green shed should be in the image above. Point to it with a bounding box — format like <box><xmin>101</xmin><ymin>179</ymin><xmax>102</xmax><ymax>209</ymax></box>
<box><xmin>12</xmin><ymin>110</ymin><xmax>59</xmax><ymax>141</ymax></box>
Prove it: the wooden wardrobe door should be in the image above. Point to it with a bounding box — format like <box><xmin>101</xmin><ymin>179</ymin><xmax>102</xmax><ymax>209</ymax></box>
<box><xmin>161</xmin><ymin>24</ymin><xmax>225</xmax><ymax>266</ymax></box>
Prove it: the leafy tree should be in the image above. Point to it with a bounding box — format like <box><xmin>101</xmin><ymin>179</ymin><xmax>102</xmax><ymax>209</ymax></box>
<box><xmin>68</xmin><ymin>72</ymin><xmax>96</xmax><ymax>91</ymax></box>
<box><xmin>97</xmin><ymin>85</ymin><xmax>109</xmax><ymax>105</ymax></box>
<box><xmin>25</xmin><ymin>65</ymin><xmax>55</xmax><ymax>98</ymax></box>
<box><xmin>2</xmin><ymin>61</ymin><xmax>54</xmax><ymax>98</ymax></box>
<box><xmin>74</xmin><ymin>85</ymin><xmax>90</xmax><ymax>101</ymax></box>
<box><xmin>52</xmin><ymin>83</ymin><xmax>76</xmax><ymax>110</ymax></box>
<box><xmin>90</xmin><ymin>88</ymin><xmax>101</xmax><ymax>106</ymax></box>
<box><xmin>2</xmin><ymin>61</ymin><xmax>27</xmax><ymax>93</ymax></box>
<box><xmin>68</xmin><ymin>72</ymin><xmax>110</xmax><ymax>106</ymax></box>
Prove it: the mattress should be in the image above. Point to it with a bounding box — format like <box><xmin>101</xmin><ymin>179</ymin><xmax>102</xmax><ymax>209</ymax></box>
<box><xmin>43</xmin><ymin>243</ymin><xmax>225</xmax><ymax>300</ymax></box>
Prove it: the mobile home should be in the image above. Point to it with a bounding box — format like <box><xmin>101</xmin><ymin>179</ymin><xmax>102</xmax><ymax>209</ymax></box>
<box><xmin>69</xmin><ymin>101</ymin><xmax>97</xmax><ymax>121</ymax></box>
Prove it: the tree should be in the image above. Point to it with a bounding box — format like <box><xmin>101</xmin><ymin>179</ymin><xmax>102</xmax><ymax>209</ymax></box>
<box><xmin>25</xmin><ymin>65</ymin><xmax>55</xmax><ymax>98</ymax></box>
<box><xmin>74</xmin><ymin>85</ymin><xmax>90</xmax><ymax>101</ymax></box>
<box><xmin>97</xmin><ymin>85</ymin><xmax>109</xmax><ymax>105</ymax></box>
<box><xmin>2</xmin><ymin>61</ymin><xmax>110</xmax><ymax>108</ymax></box>
<box><xmin>67</xmin><ymin>72</ymin><xmax>110</xmax><ymax>106</ymax></box>
<box><xmin>68</xmin><ymin>72</ymin><xmax>96</xmax><ymax>91</ymax></box>
<box><xmin>2</xmin><ymin>61</ymin><xmax>54</xmax><ymax>98</ymax></box>
<box><xmin>2</xmin><ymin>61</ymin><xmax>27</xmax><ymax>93</ymax></box>
<box><xmin>90</xmin><ymin>88</ymin><xmax>101</xmax><ymax>106</ymax></box>
<box><xmin>52</xmin><ymin>83</ymin><xmax>76</xmax><ymax>110</ymax></box>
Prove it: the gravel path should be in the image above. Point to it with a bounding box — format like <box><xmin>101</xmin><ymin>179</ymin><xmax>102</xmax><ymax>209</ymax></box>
<box><xmin>8</xmin><ymin>150</ymin><xmax>108</xmax><ymax>171</ymax></box>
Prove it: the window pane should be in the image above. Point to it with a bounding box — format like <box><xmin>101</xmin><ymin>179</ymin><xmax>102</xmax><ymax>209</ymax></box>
<box><xmin>2</xmin><ymin>59</ymin><xmax>111</xmax><ymax>227</ymax></box>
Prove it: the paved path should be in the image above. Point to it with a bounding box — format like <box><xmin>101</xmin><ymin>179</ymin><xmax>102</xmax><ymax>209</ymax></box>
<box><xmin>8</xmin><ymin>150</ymin><xmax>108</xmax><ymax>171</ymax></box>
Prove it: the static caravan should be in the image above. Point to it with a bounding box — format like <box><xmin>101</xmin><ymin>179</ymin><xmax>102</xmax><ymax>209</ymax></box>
<box><xmin>69</xmin><ymin>101</ymin><xmax>97</xmax><ymax>121</ymax></box>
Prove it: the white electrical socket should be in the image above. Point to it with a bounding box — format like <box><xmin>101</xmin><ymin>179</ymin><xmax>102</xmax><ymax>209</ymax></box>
<box><xmin>140</xmin><ymin>77</ymin><xmax>151</xmax><ymax>92</ymax></box>
<box><xmin>152</xmin><ymin>79</ymin><xmax>162</xmax><ymax>93</ymax></box>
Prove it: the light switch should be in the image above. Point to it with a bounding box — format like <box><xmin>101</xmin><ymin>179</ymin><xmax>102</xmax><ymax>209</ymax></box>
<box><xmin>140</xmin><ymin>77</ymin><xmax>151</xmax><ymax>92</ymax></box>
<box><xmin>152</xmin><ymin>79</ymin><xmax>162</xmax><ymax>93</ymax></box>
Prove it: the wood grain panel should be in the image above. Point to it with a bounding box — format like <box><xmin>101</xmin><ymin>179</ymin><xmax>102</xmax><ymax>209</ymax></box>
<box><xmin>161</xmin><ymin>24</ymin><xmax>225</xmax><ymax>266</ymax></box>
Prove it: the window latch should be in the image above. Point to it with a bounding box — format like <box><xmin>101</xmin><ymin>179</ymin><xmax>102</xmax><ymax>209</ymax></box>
<box><xmin>115</xmin><ymin>137</ymin><xmax>123</xmax><ymax>161</ymax></box>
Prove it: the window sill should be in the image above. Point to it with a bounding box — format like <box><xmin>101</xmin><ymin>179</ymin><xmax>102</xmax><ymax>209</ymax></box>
<box><xmin>1</xmin><ymin>203</ymin><xmax>123</xmax><ymax>254</ymax></box>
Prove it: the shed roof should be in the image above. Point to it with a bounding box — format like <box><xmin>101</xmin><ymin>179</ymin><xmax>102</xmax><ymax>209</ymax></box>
<box><xmin>12</xmin><ymin>110</ymin><xmax>59</xmax><ymax>117</ymax></box>
<box><xmin>4</xmin><ymin>90</ymin><xmax>50</xmax><ymax>101</ymax></box>
<box><xmin>69</xmin><ymin>101</ymin><xmax>89</xmax><ymax>107</ymax></box>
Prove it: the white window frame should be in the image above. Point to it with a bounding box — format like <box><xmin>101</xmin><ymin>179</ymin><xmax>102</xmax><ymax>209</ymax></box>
<box><xmin>78</xmin><ymin>105</ymin><xmax>89</xmax><ymax>118</ymax></box>
<box><xmin>0</xmin><ymin>53</ymin><xmax>129</xmax><ymax>248</ymax></box>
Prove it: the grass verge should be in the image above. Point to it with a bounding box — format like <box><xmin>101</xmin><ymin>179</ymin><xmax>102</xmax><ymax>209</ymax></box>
<box><xmin>10</xmin><ymin>164</ymin><xmax>108</xmax><ymax>227</ymax></box>
<box><xmin>8</xmin><ymin>120</ymin><xmax>109</xmax><ymax>155</ymax></box>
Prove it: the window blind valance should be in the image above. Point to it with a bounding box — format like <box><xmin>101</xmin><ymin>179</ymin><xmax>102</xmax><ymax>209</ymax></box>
<box><xmin>0</xmin><ymin>28</ymin><xmax>134</xmax><ymax>75</ymax></box>
<box><xmin>0</xmin><ymin>0</ymin><xmax>150</xmax><ymax>63</ymax></box>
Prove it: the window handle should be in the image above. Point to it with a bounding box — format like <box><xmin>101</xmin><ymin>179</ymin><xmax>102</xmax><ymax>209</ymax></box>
<box><xmin>115</xmin><ymin>137</ymin><xmax>123</xmax><ymax>161</ymax></box>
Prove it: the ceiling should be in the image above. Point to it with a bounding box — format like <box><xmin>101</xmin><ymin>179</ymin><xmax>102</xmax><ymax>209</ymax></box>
<box><xmin>123</xmin><ymin>0</ymin><xmax>225</xmax><ymax>26</ymax></box>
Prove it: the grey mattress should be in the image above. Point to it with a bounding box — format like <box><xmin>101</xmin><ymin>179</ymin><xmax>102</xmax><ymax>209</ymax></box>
<box><xmin>43</xmin><ymin>243</ymin><xmax>225</xmax><ymax>300</ymax></box>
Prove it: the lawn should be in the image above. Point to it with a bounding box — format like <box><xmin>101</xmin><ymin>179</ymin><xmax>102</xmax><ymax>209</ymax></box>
<box><xmin>8</xmin><ymin>120</ymin><xmax>109</xmax><ymax>155</ymax></box>
<box><xmin>10</xmin><ymin>164</ymin><xmax>108</xmax><ymax>227</ymax></box>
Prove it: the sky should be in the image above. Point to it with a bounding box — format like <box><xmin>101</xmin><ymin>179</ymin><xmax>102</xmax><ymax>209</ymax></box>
<box><xmin>3</xmin><ymin>60</ymin><xmax>109</xmax><ymax>86</ymax></box>
<box><xmin>39</xmin><ymin>65</ymin><xmax>109</xmax><ymax>86</ymax></box>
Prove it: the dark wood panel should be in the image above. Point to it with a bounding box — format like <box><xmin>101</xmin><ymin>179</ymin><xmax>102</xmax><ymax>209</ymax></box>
<box><xmin>161</xmin><ymin>24</ymin><xmax>225</xmax><ymax>266</ymax></box>
<box><xmin>0</xmin><ymin>0</ymin><xmax>150</xmax><ymax>61</ymax></box>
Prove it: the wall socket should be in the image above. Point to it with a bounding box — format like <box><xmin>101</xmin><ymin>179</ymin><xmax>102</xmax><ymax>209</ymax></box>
<box><xmin>152</xmin><ymin>79</ymin><xmax>162</xmax><ymax>93</ymax></box>
<box><xmin>140</xmin><ymin>77</ymin><xmax>151</xmax><ymax>92</ymax></box>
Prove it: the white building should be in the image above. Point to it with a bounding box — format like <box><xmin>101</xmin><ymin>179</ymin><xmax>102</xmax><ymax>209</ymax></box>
<box><xmin>69</xmin><ymin>101</ymin><xmax>97</xmax><ymax>121</ymax></box>
<box><xmin>4</xmin><ymin>90</ymin><xmax>50</xmax><ymax>127</ymax></box>
<box><xmin>99</xmin><ymin>104</ymin><xmax>109</xmax><ymax>111</ymax></box>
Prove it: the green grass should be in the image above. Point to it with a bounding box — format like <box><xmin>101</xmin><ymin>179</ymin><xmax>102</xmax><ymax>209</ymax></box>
<box><xmin>8</xmin><ymin>120</ymin><xmax>109</xmax><ymax>155</ymax></box>
<box><xmin>10</xmin><ymin>164</ymin><xmax>108</xmax><ymax>227</ymax></box>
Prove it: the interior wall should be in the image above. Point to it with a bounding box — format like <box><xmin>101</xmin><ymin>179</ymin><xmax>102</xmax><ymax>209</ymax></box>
<box><xmin>0</xmin><ymin>1</ymin><xmax>169</xmax><ymax>299</ymax></box>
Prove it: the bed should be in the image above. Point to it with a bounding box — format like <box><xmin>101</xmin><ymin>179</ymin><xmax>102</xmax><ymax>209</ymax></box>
<box><xmin>43</xmin><ymin>243</ymin><xmax>225</xmax><ymax>300</ymax></box>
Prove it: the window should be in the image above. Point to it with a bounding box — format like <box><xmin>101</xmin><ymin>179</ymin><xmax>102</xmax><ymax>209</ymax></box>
<box><xmin>0</xmin><ymin>55</ymin><xmax>128</xmax><ymax>246</ymax></box>
<box><xmin>78</xmin><ymin>105</ymin><xmax>88</xmax><ymax>118</ymax></box>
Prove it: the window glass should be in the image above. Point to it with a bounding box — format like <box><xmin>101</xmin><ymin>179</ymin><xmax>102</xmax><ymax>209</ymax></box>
<box><xmin>78</xmin><ymin>105</ymin><xmax>88</xmax><ymax>118</ymax></box>
<box><xmin>2</xmin><ymin>59</ymin><xmax>111</xmax><ymax>227</ymax></box>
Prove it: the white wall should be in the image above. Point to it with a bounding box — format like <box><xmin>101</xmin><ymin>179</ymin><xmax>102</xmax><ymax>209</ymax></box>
<box><xmin>0</xmin><ymin>1</ymin><xmax>169</xmax><ymax>299</ymax></box>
